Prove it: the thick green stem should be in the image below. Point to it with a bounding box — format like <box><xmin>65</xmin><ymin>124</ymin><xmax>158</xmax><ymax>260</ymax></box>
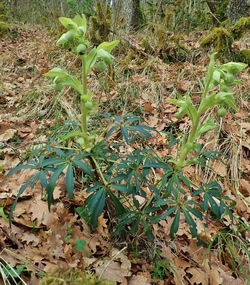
<box><xmin>81</xmin><ymin>57</ymin><xmax>89</xmax><ymax>149</ymax></box>
<box><xmin>174</xmin><ymin>113</ymin><xmax>201</xmax><ymax>171</ymax></box>
<box><xmin>91</xmin><ymin>156</ymin><xmax>108</xmax><ymax>186</ymax></box>
<box><xmin>174</xmin><ymin>69</ymin><xmax>214</xmax><ymax>171</ymax></box>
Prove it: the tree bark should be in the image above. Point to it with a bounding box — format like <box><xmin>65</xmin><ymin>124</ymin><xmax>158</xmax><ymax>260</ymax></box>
<box><xmin>130</xmin><ymin>0</ymin><xmax>143</xmax><ymax>31</ymax></box>
<box><xmin>227</xmin><ymin>0</ymin><xmax>250</xmax><ymax>23</ymax></box>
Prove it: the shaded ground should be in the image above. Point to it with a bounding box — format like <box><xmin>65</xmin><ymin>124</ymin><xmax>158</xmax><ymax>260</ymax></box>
<box><xmin>0</xmin><ymin>25</ymin><xmax>250</xmax><ymax>284</ymax></box>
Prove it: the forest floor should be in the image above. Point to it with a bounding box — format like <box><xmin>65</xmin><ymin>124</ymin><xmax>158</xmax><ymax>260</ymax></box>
<box><xmin>0</xmin><ymin>24</ymin><xmax>250</xmax><ymax>285</ymax></box>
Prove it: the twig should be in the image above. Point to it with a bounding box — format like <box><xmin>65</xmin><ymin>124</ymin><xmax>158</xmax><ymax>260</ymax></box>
<box><xmin>98</xmin><ymin>246</ymin><xmax>127</xmax><ymax>280</ymax></box>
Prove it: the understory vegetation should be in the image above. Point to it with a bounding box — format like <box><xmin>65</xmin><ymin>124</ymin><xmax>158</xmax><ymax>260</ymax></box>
<box><xmin>0</xmin><ymin>1</ymin><xmax>250</xmax><ymax>284</ymax></box>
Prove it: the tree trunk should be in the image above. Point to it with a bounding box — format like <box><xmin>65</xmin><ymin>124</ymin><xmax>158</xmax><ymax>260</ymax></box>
<box><xmin>130</xmin><ymin>0</ymin><xmax>143</xmax><ymax>30</ymax></box>
<box><xmin>227</xmin><ymin>0</ymin><xmax>250</xmax><ymax>24</ymax></box>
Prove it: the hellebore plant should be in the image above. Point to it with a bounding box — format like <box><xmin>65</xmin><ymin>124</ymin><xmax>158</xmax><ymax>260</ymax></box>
<box><xmin>7</xmin><ymin>14</ymin><xmax>154</xmax><ymax>231</ymax></box>
<box><xmin>6</xmin><ymin>15</ymin><xmax>247</xmax><ymax>241</ymax></box>
<box><xmin>169</xmin><ymin>53</ymin><xmax>247</xmax><ymax>170</ymax></box>
<box><xmin>44</xmin><ymin>14</ymin><xmax>119</xmax><ymax>152</ymax></box>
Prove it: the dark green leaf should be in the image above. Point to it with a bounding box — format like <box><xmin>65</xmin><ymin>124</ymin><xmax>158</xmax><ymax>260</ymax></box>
<box><xmin>129</xmin><ymin>125</ymin><xmax>152</xmax><ymax>137</ymax></box>
<box><xmin>207</xmin><ymin>195</ymin><xmax>220</xmax><ymax>217</ymax></box>
<box><xmin>86</xmin><ymin>183</ymin><xmax>102</xmax><ymax>193</ymax></box>
<box><xmin>39</xmin><ymin>158</ymin><xmax>67</xmax><ymax>168</ymax></box>
<box><xmin>6</xmin><ymin>163</ymin><xmax>37</xmax><ymax>177</ymax></box>
<box><xmin>111</xmin><ymin>184</ymin><xmax>128</xmax><ymax>192</ymax></box>
<box><xmin>164</xmin><ymin>175</ymin><xmax>175</xmax><ymax>197</ymax></box>
<box><xmin>108</xmin><ymin>190</ymin><xmax>126</xmax><ymax>215</ymax></box>
<box><xmin>123</xmin><ymin>116</ymin><xmax>140</xmax><ymax>124</ymax></box>
<box><xmin>39</xmin><ymin>170</ymin><xmax>48</xmax><ymax>189</ymax></box>
<box><xmin>73</xmin><ymin>160</ymin><xmax>93</xmax><ymax>177</ymax></box>
<box><xmin>183</xmin><ymin>208</ymin><xmax>197</xmax><ymax>237</ymax></box>
<box><xmin>121</xmin><ymin>126</ymin><xmax>129</xmax><ymax>144</ymax></box>
<box><xmin>130</xmin><ymin>216</ymin><xmax>141</xmax><ymax>235</ymax></box>
<box><xmin>185</xmin><ymin>206</ymin><xmax>202</xmax><ymax>220</ymax></box>
<box><xmin>160</xmin><ymin>206</ymin><xmax>177</xmax><ymax>220</ymax></box>
<box><xmin>191</xmin><ymin>188</ymin><xmax>204</xmax><ymax>197</ymax></box>
<box><xmin>54</xmin><ymin>148</ymin><xmax>67</xmax><ymax>157</ymax></box>
<box><xmin>110</xmin><ymin>174</ymin><xmax>127</xmax><ymax>183</ymax></box>
<box><xmin>88</xmin><ymin>189</ymin><xmax>106</xmax><ymax>228</ymax></box>
<box><xmin>47</xmin><ymin>164</ymin><xmax>66</xmax><ymax>209</ymax></box>
<box><xmin>106</xmin><ymin>125</ymin><xmax>119</xmax><ymax>138</ymax></box>
<box><xmin>155</xmin><ymin>198</ymin><xmax>168</xmax><ymax>207</ymax></box>
<box><xmin>142</xmin><ymin>162</ymin><xmax>171</xmax><ymax>169</ymax></box>
<box><xmin>202</xmin><ymin>193</ymin><xmax>209</xmax><ymax>211</ymax></box>
<box><xmin>170</xmin><ymin>208</ymin><xmax>180</xmax><ymax>237</ymax></box>
<box><xmin>66</xmin><ymin>163</ymin><xmax>74</xmax><ymax>199</ymax></box>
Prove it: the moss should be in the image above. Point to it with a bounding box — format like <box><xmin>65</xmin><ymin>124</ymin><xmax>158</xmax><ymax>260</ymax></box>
<box><xmin>0</xmin><ymin>3</ymin><xmax>5</xmax><ymax>14</ymax></box>
<box><xmin>234</xmin><ymin>49</ymin><xmax>250</xmax><ymax>64</ymax></box>
<box><xmin>227</xmin><ymin>0</ymin><xmax>250</xmax><ymax>24</ymax></box>
<box><xmin>141</xmin><ymin>37</ymin><xmax>154</xmax><ymax>53</ymax></box>
<box><xmin>0</xmin><ymin>14</ymin><xmax>8</xmax><ymax>22</ymax></box>
<box><xmin>200</xmin><ymin>15</ymin><xmax>250</xmax><ymax>61</ymax></box>
<box><xmin>156</xmin><ymin>29</ymin><xmax>166</xmax><ymax>47</ymax></box>
<box><xmin>39</xmin><ymin>267</ymin><xmax>114</xmax><ymax>285</ymax></box>
<box><xmin>200</xmin><ymin>27</ymin><xmax>233</xmax><ymax>60</ymax></box>
<box><xmin>0</xmin><ymin>21</ymin><xmax>8</xmax><ymax>38</ymax></box>
<box><xmin>230</xmin><ymin>17</ymin><xmax>250</xmax><ymax>39</ymax></box>
<box><xmin>0</xmin><ymin>2</ymin><xmax>9</xmax><ymax>23</ymax></box>
<box><xmin>164</xmin><ymin>8</ymin><xmax>174</xmax><ymax>29</ymax></box>
<box><xmin>87</xmin><ymin>3</ymin><xmax>111</xmax><ymax>45</ymax></box>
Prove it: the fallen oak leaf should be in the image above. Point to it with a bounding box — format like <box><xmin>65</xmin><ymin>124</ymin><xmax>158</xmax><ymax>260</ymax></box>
<box><xmin>0</xmin><ymin>129</ymin><xmax>17</xmax><ymax>142</ymax></box>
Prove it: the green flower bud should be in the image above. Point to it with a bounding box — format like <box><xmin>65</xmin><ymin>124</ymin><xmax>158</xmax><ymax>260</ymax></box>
<box><xmin>84</xmin><ymin>101</ymin><xmax>93</xmax><ymax>110</ymax></box>
<box><xmin>212</xmin><ymin>70</ymin><xmax>221</xmax><ymax>86</ymax></box>
<box><xmin>77</xmin><ymin>44</ymin><xmax>87</xmax><ymax>55</ymax></box>
<box><xmin>53</xmin><ymin>83</ymin><xmax>63</xmax><ymax>92</ymax></box>
<box><xmin>76</xmin><ymin>26</ymin><xmax>86</xmax><ymax>36</ymax></box>
<box><xmin>96</xmin><ymin>61</ymin><xmax>106</xmax><ymax>72</ymax></box>
<box><xmin>97</xmin><ymin>49</ymin><xmax>113</xmax><ymax>65</ymax></box>
<box><xmin>217</xmin><ymin>107</ymin><xmax>227</xmax><ymax>118</ymax></box>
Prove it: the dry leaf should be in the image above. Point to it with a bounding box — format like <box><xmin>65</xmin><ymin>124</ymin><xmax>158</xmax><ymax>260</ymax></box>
<box><xmin>0</xmin><ymin>129</ymin><xmax>16</xmax><ymax>141</ymax></box>
<box><xmin>128</xmin><ymin>275</ymin><xmax>151</xmax><ymax>285</ymax></box>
